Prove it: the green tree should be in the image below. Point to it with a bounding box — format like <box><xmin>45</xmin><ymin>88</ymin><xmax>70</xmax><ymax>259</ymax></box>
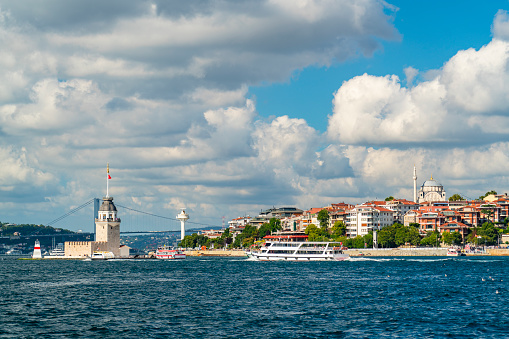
<box><xmin>363</xmin><ymin>232</ymin><xmax>373</xmax><ymax>248</ymax></box>
<box><xmin>420</xmin><ymin>231</ymin><xmax>441</xmax><ymax>247</ymax></box>
<box><xmin>378</xmin><ymin>225</ymin><xmax>397</xmax><ymax>248</ymax></box>
<box><xmin>352</xmin><ymin>236</ymin><xmax>365</xmax><ymax>248</ymax></box>
<box><xmin>385</xmin><ymin>196</ymin><xmax>394</xmax><ymax>201</ymax></box>
<box><xmin>442</xmin><ymin>231</ymin><xmax>462</xmax><ymax>245</ymax></box>
<box><xmin>331</xmin><ymin>221</ymin><xmax>347</xmax><ymax>238</ymax></box>
<box><xmin>232</xmin><ymin>225</ymin><xmax>258</xmax><ymax>248</ymax></box>
<box><xmin>334</xmin><ymin>235</ymin><xmax>348</xmax><ymax>247</ymax></box>
<box><xmin>477</xmin><ymin>222</ymin><xmax>498</xmax><ymax>245</ymax></box>
<box><xmin>448</xmin><ymin>194</ymin><xmax>464</xmax><ymax>201</ymax></box>
<box><xmin>317</xmin><ymin>209</ymin><xmax>330</xmax><ymax>230</ymax></box>
<box><xmin>305</xmin><ymin>224</ymin><xmax>328</xmax><ymax>241</ymax></box>
<box><xmin>305</xmin><ymin>224</ymin><xmax>318</xmax><ymax>236</ymax></box>
<box><xmin>257</xmin><ymin>218</ymin><xmax>281</xmax><ymax>240</ymax></box>
<box><xmin>479</xmin><ymin>190</ymin><xmax>497</xmax><ymax>200</ymax></box>
<box><xmin>394</xmin><ymin>225</ymin><xmax>421</xmax><ymax>246</ymax></box>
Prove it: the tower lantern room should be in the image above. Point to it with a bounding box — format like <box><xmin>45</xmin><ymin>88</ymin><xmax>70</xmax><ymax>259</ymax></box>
<box><xmin>98</xmin><ymin>197</ymin><xmax>118</xmax><ymax>221</ymax></box>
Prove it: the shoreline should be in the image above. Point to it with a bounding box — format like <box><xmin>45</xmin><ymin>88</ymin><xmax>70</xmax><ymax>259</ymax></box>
<box><xmin>11</xmin><ymin>247</ymin><xmax>509</xmax><ymax>259</ymax></box>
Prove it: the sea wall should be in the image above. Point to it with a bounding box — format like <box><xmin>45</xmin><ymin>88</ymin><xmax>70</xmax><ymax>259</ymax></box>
<box><xmin>487</xmin><ymin>249</ymin><xmax>509</xmax><ymax>256</ymax></box>
<box><xmin>345</xmin><ymin>248</ymin><xmax>448</xmax><ymax>256</ymax></box>
<box><xmin>184</xmin><ymin>249</ymin><xmax>247</xmax><ymax>257</ymax></box>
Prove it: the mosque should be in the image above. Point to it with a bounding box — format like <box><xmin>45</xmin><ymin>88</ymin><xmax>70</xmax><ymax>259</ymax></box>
<box><xmin>413</xmin><ymin>165</ymin><xmax>447</xmax><ymax>203</ymax></box>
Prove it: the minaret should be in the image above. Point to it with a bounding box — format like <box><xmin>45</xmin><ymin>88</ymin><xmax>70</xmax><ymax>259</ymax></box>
<box><xmin>413</xmin><ymin>165</ymin><xmax>417</xmax><ymax>203</ymax></box>
<box><xmin>176</xmin><ymin>209</ymin><xmax>189</xmax><ymax>241</ymax></box>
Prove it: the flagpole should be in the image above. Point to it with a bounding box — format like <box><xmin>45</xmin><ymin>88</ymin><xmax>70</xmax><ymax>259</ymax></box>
<box><xmin>106</xmin><ymin>163</ymin><xmax>109</xmax><ymax>198</ymax></box>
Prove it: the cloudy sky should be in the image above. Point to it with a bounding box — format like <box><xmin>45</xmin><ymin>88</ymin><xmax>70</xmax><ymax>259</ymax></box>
<box><xmin>2</xmin><ymin>0</ymin><xmax>509</xmax><ymax>232</ymax></box>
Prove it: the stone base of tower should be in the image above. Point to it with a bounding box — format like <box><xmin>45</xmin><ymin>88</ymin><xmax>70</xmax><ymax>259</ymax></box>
<box><xmin>64</xmin><ymin>241</ymin><xmax>112</xmax><ymax>258</ymax></box>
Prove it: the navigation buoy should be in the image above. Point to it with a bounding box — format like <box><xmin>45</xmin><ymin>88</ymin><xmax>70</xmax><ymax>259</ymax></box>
<box><xmin>32</xmin><ymin>240</ymin><xmax>42</xmax><ymax>259</ymax></box>
<box><xmin>496</xmin><ymin>290</ymin><xmax>499</xmax><ymax>294</ymax></box>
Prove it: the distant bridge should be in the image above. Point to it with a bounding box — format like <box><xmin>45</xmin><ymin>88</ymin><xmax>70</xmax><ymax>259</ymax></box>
<box><xmin>46</xmin><ymin>198</ymin><xmax>222</xmax><ymax>234</ymax></box>
<box><xmin>119</xmin><ymin>228</ymin><xmax>208</xmax><ymax>234</ymax></box>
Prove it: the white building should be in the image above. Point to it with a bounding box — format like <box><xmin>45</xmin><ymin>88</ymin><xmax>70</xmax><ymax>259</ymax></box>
<box><xmin>228</xmin><ymin>216</ymin><xmax>251</xmax><ymax>229</ymax></box>
<box><xmin>385</xmin><ymin>199</ymin><xmax>420</xmax><ymax>224</ymax></box>
<box><xmin>346</xmin><ymin>204</ymin><xmax>395</xmax><ymax>238</ymax></box>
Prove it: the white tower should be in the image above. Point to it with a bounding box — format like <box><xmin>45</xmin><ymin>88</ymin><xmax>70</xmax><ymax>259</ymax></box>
<box><xmin>32</xmin><ymin>239</ymin><xmax>42</xmax><ymax>259</ymax></box>
<box><xmin>176</xmin><ymin>209</ymin><xmax>189</xmax><ymax>241</ymax></box>
<box><xmin>413</xmin><ymin>165</ymin><xmax>417</xmax><ymax>203</ymax></box>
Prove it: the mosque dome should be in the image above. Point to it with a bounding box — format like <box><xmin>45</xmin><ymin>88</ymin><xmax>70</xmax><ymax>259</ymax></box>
<box><xmin>417</xmin><ymin>175</ymin><xmax>446</xmax><ymax>203</ymax></box>
<box><xmin>422</xmin><ymin>179</ymin><xmax>442</xmax><ymax>187</ymax></box>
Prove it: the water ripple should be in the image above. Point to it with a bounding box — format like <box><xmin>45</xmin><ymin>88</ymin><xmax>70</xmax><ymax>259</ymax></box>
<box><xmin>1</xmin><ymin>256</ymin><xmax>508</xmax><ymax>338</ymax></box>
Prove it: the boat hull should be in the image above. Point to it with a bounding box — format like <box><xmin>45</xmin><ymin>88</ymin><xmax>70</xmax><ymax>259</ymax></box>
<box><xmin>250</xmin><ymin>253</ymin><xmax>349</xmax><ymax>261</ymax></box>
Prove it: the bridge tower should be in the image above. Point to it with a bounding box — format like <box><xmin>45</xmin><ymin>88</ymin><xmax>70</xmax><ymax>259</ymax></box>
<box><xmin>176</xmin><ymin>209</ymin><xmax>189</xmax><ymax>241</ymax></box>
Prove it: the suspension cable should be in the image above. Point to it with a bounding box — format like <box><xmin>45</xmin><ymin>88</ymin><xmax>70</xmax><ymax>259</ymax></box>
<box><xmin>116</xmin><ymin>204</ymin><xmax>222</xmax><ymax>228</ymax></box>
<box><xmin>47</xmin><ymin>198</ymin><xmax>95</xmax><ymax>226</ymax></box>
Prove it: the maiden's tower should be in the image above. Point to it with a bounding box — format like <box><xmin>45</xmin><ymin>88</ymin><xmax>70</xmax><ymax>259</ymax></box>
<box><xmin>65</xmin><ymin>164</ymin><xmax>122</xmax><ymax>258</ymax></box>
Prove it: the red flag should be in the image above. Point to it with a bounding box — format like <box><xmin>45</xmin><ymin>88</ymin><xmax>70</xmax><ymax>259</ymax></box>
<box><xmin>108</xmin><ymin>175</ymin><xmax>111</xmax><ymax>179</ymax></box>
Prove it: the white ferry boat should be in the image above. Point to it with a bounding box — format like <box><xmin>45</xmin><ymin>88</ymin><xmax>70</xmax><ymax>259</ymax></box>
<box><xmin>46</xmin><ymin>243</ymin><xmax>65</xmax><ymax>257</ymax></box>
<box><xmin>155</xmin><ymin>246</ymin><xmax>186</xmax><ymax>260</ymax></box>
<box><xmin>248</xmin><ymin>241</ymin><xmax>349</xmax><ymax>261</ymax></box>
<box><xmin>91</xmin><ymin>251</ymin><xmax>115</xmax><ymax>260</ymax></box>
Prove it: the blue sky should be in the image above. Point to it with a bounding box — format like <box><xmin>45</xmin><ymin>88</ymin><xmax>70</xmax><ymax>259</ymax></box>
<box><xmin>1</xmin><ymin>1</ymin><xmax>509</xmax><ymax>231</ymax></box>
<box><xmin>251</xmin><ymin>1</ymin><xmax>506</xmax><ymax>132</ymax></box>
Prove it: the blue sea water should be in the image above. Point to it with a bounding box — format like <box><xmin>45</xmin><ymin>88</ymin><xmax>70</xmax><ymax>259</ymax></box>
<box><xmin>0</xmin><ymin>256</ymin><xmax>508</xmax><ymax>338</ymax></box>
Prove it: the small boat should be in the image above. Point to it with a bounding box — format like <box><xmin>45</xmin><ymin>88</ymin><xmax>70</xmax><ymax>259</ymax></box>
<box><xmin>5</xmin><ymin>248</ymin><xmax>23</xmax><ymax>255</ymax></box>
<box><xmin>247</xmin><ymin>241</ymin><xmax>349</xmax><ymax>261</ymax></box>
<box><xmin>447</xmin><ymin>248</ymin><xmax>465</xmax><ymax>256</ymax></box>
<box><xmin>91</xmin><ymin>251</ymin><xmax>115</xmax><ymax>260</ymax></box>
<box><xmin>155</xmin><ymin>246</ymin><xmax>186</xmax><ymax>259</ymax></box>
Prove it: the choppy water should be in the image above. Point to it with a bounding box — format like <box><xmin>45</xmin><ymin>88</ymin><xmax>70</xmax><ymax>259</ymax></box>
<box><xmin>1</xmin><ymin>256</ymin><xmax>508</xmax><ymax>338</ymax></box>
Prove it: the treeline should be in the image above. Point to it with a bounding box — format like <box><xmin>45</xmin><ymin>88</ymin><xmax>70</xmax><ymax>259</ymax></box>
<box><xmin>0</xmin><ymin>223</ymin><xmax>74</xmax><ymax>236</ymax></box>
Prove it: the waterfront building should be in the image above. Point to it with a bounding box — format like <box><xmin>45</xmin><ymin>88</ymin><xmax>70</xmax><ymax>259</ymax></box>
<box><xmin>280</xmin><ymin>214</ymin><xmax>305</xmax><ymax>231</ymax></box>
<box><xmin>346</xmin><ymin>204</ymin><xmax>395</xmax><ymax>238</ymax></box>
<box><xmin>228</xmin><ymin>216</ymin><xmax>251</xmax><ymax>229</ymax></box>
<box><xmin>416</xmin><ymin>211</ymin><xmax>445</xmax><ymax>235</ymax></box>
<box><xmin>385</xmin><ymin>199</ymin><xmax>420</xmax><ymax>224</ymax></box>
<box><xmin>302</xmin><ymin>208</ymin><xmax>323</xmax><ymax>228</ymax></box>
<box><xmin>403</xmin><ymin>210</ymin><xmax>420</xmax><ymax>226</ymax></box>
<box><xmin>250</xmin><ymin>207</ymin><xmax>304</xmax><ymax>228</ymax></box>
<box><xmin>455</xmin><ymin>205</ymin><xmax>481</xmax><ymax>227</ymax></box>
<box><xmin>327</xmin><ymin>203</ymin><xmax>353</xmax><ymax>228</ymax></box>
<box><xmin>198</xmin><ymin>229</ymin><xmax>224</xmax><ymax>239</ymax></box>
<box><xmin>438</xmin><ymin>222</ymin><xmax>470</xmax><ymax>240</ymax></box>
